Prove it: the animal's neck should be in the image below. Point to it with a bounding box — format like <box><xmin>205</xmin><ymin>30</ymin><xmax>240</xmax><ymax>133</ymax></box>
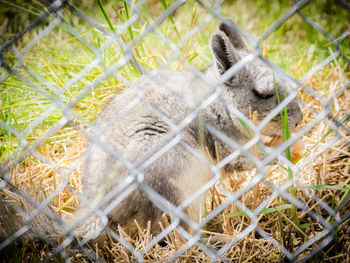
<box><xmin>204</xmin><ymin>65</ymin><xmax>220</xmax><ymax>86</ymax></box>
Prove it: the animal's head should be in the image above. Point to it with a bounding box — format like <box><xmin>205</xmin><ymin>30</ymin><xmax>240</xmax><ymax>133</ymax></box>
<box><xmin>209</xmin><ymin>18</ymin><xmax>303</xmax><ymax>138</ymax></box>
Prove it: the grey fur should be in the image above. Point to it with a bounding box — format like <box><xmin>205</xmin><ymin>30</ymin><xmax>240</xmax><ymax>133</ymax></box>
<box><xmin>0</xmin><ymin>19</ymin><xmax>302</xmax><ymax>244</ymax></box>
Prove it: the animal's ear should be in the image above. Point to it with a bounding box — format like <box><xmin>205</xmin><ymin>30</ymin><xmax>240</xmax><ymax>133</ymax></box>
<box><xmin>219</xmin><ymin>18</ymin><xmax>246</xmax><ymax>50</ymax></box>
<box><xmin>211</xmin><ymin>32</ymin><xmax>241</xmax><ymax>75</ymax></box>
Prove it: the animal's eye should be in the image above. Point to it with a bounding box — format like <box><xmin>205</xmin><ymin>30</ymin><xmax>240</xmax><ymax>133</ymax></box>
<box><xmin>253</xmin><ymin>89</ymin><xmax>274</xmax><ymax>99</ymax></box>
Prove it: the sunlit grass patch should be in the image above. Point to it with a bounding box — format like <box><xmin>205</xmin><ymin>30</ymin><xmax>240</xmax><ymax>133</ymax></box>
<box><xmin>0</xmin><ymin>0</ymin><xmax>349</xmax><ymax>262</ymax></box>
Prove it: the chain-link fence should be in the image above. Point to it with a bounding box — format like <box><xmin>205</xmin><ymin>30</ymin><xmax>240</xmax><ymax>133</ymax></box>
<box><xmin>0</xmin><ymin>0</ymin><xmax>349</xmax><ymax>262</ymax></box>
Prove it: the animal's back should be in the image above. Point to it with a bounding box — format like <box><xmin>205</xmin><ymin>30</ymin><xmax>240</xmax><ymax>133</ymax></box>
<box><xmin>83</xmin><ymin>70</ymin><xmax>212</xmax><ymax>236</ymax></box>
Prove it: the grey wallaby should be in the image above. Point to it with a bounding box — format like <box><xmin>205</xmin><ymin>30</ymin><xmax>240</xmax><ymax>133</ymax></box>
<box><xmin>0</xmin><ymin>18</ymin><xmax>302</xmax><ymax>245</ymax></box>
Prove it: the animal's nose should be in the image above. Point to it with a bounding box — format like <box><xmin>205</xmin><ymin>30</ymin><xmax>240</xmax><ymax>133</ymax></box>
<box><xmin>287</xmin><ymin>101</ymin><xmax>303</xmax><ymax>128</ymax></box>
<box><xmin>297</xmin><ymin>107</ymin><xmax>303</xmax><ymax>124</ymax></box>
<box><xmin>294</xmin><ymin>107</ymin><xmax>303</xmax><ymax>128</ymax></box>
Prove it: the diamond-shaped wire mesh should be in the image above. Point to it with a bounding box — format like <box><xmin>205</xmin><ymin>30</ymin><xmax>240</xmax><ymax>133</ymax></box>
<box><xmin>0</xmin><ymin>0</ymin><xmax>349</xmax><ymax>262</ymax></box>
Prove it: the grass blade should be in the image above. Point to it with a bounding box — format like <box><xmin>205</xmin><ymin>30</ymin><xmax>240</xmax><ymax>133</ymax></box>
<box><xmin>226</xmin><ymin>204</ymin><xmax>293</xmax><ymax>217</ymax></box>
<box><xmin>97</xmin><ymin>0</ymin><xmax>115</xmax><ymax>33</ymax></box>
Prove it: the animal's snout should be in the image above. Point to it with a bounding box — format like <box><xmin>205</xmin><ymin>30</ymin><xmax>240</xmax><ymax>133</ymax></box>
<box><xmin>296</xmin><ymin>104</ymin><xmax>303</xmax><ymax>125</ymax></box>
<box><xmin>288</xmin><ymin>101</ymin><xmax>303</xmax><ymax>129</ymax></box>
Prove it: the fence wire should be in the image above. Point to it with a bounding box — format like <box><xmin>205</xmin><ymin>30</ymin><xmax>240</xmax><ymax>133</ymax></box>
<box><xmin>0</xmin><ymin>0</ymin><xmax>349</xmax><ymax>262</ymax></box>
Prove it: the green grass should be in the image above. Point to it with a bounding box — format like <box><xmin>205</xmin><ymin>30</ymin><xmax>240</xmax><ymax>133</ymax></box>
<box><xmin>0</xmin><ymin>0</ymin><xmax>349</xmax><ymax>261</ymax></box>
<box><xmin>2</xmin><ymin>0</ymin><xmax>347</xmax><ymax>149</ymax></box>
